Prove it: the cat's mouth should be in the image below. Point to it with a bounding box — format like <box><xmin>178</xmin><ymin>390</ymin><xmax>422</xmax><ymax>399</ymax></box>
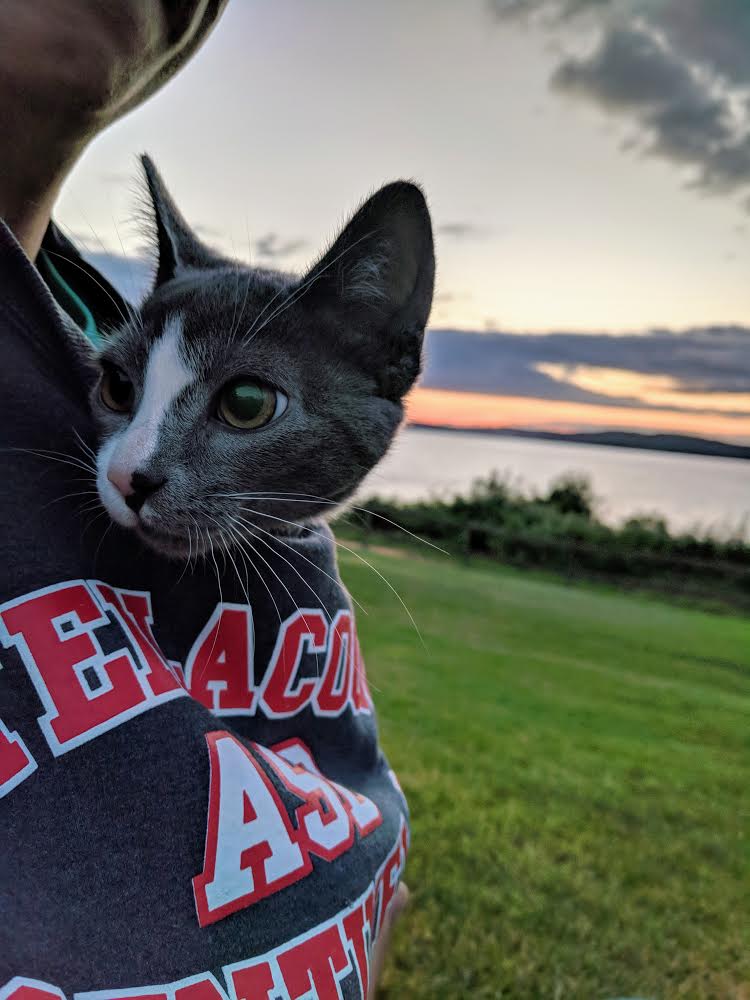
<box><xmin>96</xmin><ymin>467</ymin><xmax>335</xmax><ymax>560</ymax></box>
<box><xmin>137</xmin><ymin>520</ymin><xmax>192</xmax><ymax>556</ymax></box>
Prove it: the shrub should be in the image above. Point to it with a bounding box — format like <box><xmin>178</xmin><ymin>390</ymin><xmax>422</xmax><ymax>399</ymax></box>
<box><xmin>339</xmin><ymin>474</ymin><xmax>750</xmax><ymax>609</ymax></box>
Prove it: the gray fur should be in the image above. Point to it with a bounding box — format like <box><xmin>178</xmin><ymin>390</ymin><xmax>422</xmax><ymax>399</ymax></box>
<box><xmin>91</xmin><ymin>157</ymin><xmax>435</xmax><ymax>558</ymax></box>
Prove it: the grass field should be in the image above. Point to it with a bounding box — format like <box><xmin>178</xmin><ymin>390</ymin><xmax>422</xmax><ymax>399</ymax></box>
<box><xmin>336</xmin><ymin>544</ymin><xmax>750</xmax><ymax>1000</ymax></box>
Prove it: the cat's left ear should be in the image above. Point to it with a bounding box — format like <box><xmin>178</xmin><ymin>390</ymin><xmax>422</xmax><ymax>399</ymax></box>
<box><xmin>302</xmin><ymin>181</ymin><xmax>435</xmax><ymax>400</ymax></box>
<box><xmin>141</xmin><ymin>155</ymin><xmax>225</xmax><ymax>287</ymax></box>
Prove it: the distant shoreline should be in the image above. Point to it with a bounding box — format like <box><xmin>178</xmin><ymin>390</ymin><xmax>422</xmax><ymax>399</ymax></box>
<box><xmin>407</xmin><ymin>423</ymin><xmax>750</xmax><ymax>461</ymax></box>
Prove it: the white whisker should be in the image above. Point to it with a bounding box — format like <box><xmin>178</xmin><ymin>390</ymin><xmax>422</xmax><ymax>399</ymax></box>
<box><xmin>241</xmin><ymin>229</ymin><xmax>379</xmax><ymax>346</ymax></box>
<box><xmin>235</xmin><ymin>513</ymin><xmax>368</xmax><ymax>616</ymax></box>
<box><xmin>215</xmin><ymin>491</ymin><xmax>449</xmax><ymax>556</ymax></box>
<box><xmin>238</xmin><ymin>506</ymin><xmax>425</xmax><ymax>648</ymax></box>
<box><xmin>238</xmin><ymin>518</ymin><xmax>335</xmax><ymax>620</ymax></box>
<box><xmin>229</xmin><ymin>516</ymin><xmax>323</xmax><ymax>680</ymax></box>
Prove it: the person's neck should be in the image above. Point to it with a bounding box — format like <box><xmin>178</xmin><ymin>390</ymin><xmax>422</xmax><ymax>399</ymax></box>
<box><xmin>0</xmin><ymin>60</ymin><xmax>104</xmax><ymax>259</ymax></box>
<box><xmin>2</xmin><ymin>186</ymin><xmax>59</xmax><ymax>261</ymax></box>
<box><xmin>0</xmin><ymin>129</ymin><xmax>89</xmax><ymax>260</ymax></box>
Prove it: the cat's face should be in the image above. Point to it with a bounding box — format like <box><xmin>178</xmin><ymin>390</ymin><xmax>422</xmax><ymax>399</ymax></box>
<box><xmin>92</xmin><ymin>157</ymin><xmax>434</xmax><ymax>558</ymax></box>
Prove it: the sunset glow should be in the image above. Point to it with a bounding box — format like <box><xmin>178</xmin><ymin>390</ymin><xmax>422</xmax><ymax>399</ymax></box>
<box><xmin>536</xmin><ymin>365</ymin><xmax>750</xmax><ymax>416</ymax></box>
<box><xmin>407</xmin><ymin>388</ymin><xmax>750</xmax><ymax>442</ymax></box>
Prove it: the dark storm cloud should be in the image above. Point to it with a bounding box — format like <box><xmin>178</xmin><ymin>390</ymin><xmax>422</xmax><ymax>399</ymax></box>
<box><xmin>492</xmin><ymin>0</ymin><xmax>750</xmax><ymax>200</ymax></box>
<box><xmin>421</xmin><ymin>327</ymin><xmax>750</xmax><ymax>416</ymax></box>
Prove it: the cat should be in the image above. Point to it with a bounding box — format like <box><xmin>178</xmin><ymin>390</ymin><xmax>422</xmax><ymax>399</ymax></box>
<box><xmin>91</xmin><ymin>156</ymin><xmax>435</xmax><ymax>559</ymax></box>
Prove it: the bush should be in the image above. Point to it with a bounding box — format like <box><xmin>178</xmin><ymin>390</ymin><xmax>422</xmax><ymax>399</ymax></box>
<box><xmin>340</xmin><ymin>473</ymin><xmax>750</xmax><ymax>610</ymax></box>
<box><xmin>542</xmin><ymin>475</ymin><xmax>596</xmax><ymax>519</ymax></box>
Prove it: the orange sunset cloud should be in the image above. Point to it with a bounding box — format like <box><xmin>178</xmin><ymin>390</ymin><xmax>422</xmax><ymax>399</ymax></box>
<box><xmin>407</xmin><ymin>388</ymin><xmax>750</xmax><ymax>442</ymax></box>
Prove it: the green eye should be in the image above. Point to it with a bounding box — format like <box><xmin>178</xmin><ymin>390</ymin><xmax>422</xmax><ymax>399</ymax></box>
<box><xmin>217</xmin><ymin>379</ymin><xmax>286</xmax><ymax>429</ymax></box>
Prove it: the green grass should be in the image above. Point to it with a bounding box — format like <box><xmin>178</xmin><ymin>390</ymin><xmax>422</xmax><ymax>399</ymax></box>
<box><xmin>336</xmin><ymin>544</ymin><xmax>750</xmax><ymax>1000</ymax></box>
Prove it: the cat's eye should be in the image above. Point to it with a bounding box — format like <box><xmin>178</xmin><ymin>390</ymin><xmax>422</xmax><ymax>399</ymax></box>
<box><xmin>100</xmin><ymin>365</ymin><xmax>134</xmax><ymax>413</ymax></box>
<box><xmin>217</xmin><ymin>379</ymin><xmax>287</xmax><ymax>430</ymax></box>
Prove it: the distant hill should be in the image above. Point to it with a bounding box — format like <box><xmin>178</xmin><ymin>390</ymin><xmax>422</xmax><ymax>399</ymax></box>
<box><xmin>408</xmin><ymin>424</ymin><xmax>750</xmax><ymax>460</ymax></box>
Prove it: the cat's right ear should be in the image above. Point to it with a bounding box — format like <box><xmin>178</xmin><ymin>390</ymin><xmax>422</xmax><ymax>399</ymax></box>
<box><xmin>301</xmin><ymin>181</ymin><xmax>435</xmax><ymax>401</ymax></box>
<box><xmin>140</xmin><ymin>155</ymin><xmax>224</xmax><ymax>287</ymax></box>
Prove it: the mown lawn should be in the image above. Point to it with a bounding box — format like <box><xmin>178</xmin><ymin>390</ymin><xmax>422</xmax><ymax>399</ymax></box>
<box><xmin>336</xmin><ymin>545</ymin><xmax>750</xmax><ymax>1000</ymax></box>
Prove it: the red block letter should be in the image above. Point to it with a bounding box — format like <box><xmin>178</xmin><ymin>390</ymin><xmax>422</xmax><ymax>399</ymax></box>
<box><xmin>256</xmin><ymin>743</ymin><xmax>353</xmax><ymax>861</ymax></box>
<box><xmin>228</xmin><ymin>963</ymin><xmax>276</xmax><ymax>1000</ymax></box>
<box><xmin>275</xmin><ymin>740</ymin><xmax>382</xmax><ymax>838</ymax></box>
<box><xmin>0</xmin><ymin>582</ymin><xmax>147</xmax><ymax>754</ymax></box>
<box><xmin>94</xmin><ymin>585</ymin><xmax>183</xmax><ymax>698</ymax></box>
<box><xmin>350</xmin><ymin>637</ymin><xmax>373</xmax><ymax>714</ymax></box>
<box><xmin>313</xmin><ymin>610</ymin><xmax>353</xmax><ymax>716</ymax></box>
<box><xmin>184</xmin><ymin>604</ymin><xmax>255</xmax><ymax>714</ymax></box>
<box><xmin>259</xmin><ymin>610</ymin><xmax>327</xmax><ymax>718</ymax></box>
<box><xmin>276</xmin><ymin>924</ymin><xmax>350</xmax><ymax>1000</ymax></box>
<box><xmin>1</xmin><ymin>979</ymin><xmax>66</xmax><ymax>1000</ymax></box>
<box><xmin>193</xmin><ymin>732</ymin><xmax>310</xmax><ymax>927</ymax></box>
<box><xmin>0</xmin><ymin>720</ymin><xmax>36</xmax><ymax>798</ymax></box>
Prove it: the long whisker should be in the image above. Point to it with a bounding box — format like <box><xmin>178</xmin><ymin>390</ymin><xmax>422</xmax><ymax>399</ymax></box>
<box><xmin>80</xmin><ymin>507</ymin><xmax>110</xmax><ymax>539</ymax></box>
<box><xmin>198</xmin><ymin>524</ymin><xmax>226</xmax><ymax>673</ymax></box>
<box><xmin>77</xmin><ymin>500</ymin><xmax>107</xmax><ymax>527</ymax></box>
<box><xmin>173</xmin><ymin>516</ymin><xmax>194</xmax><ymax>589</ymax></box>
<box><xmin>8</xmin><ymin>447</ymin><xmax>98</xmax><ymax>477</ymax></box>
<box><xmin>239</xmin><ymin>274</ymin><xmax>295</xmax><ymax>343</ymax></box>
<box><xmin>42</xmin><ymin>248</ymin><xmax>135</xmax><ymax>328</ymax></box>
<box><xmin>235</xmin><ymin>515</ymin><xmax>381</xmax><ymax>697</ymax></box>
<box><xmin>228</xmin><ymin>261</ymin><xmax>249</xmax><ymax>346</ymax></box>
<box><xmin>221</xmin><ymin>518</ymin><xmax>254</xmax><ymax>604</ymax></box>
<box><xmin>38</xmin><ymin>489</ymin><xmax>100</xmax><ymax>514</ymax></box>
<box><xmin>110</xmin><ymin>211</ymin><xmax>144</xmax><ymax>310</ymax></box>
<box><xmin>238</xmin><ymin>518</ymin><xmax>335</xmax><ymax>620</ymax></box>
<box><xmin>239</xmin><ymin>506</ymin><xmax>425</xmax><ymax>648</ymax></box>
<box><xmin>234</xmin><ymin>513</ymin><xmax>368</xmax><ymax>616</ymax></box>
<box><xmin>206</xmin><ymin>514</ymin><xmax>252</xmax><ymax>610</ymax></box>
<box><xmin>229</xmin><ymin>516</ymin><xmax>324</xmax><ymax>681</ymax></box>
<box><xmin>227</xmin><ymin>519</ymin><xmax>283</xmax><ymax>625</ymax></box>
<box><xmin>241</xmin><ymin>228</ymin><xmax>379</xmax><ymax>346</ymax></box>
<box><xmin>92</xmin><ymin>518</ymin><xmax>114</xmax><ymax>570</ymax></box>
<box><xmin>216</xmin><ymin>492</ymin><xmax>450</xmax><ymax>556</ymax></box>
<box><xmin>72</xmin><ymin>427</ymin><xmax>97</xmax><ymax>463</ymax></box>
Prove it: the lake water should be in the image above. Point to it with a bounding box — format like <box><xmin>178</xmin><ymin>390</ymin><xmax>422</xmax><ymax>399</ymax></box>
<box><xmin>356</xmin><ymin>427</ymin><xmax>750</xmax><ymax>537</ymax></box>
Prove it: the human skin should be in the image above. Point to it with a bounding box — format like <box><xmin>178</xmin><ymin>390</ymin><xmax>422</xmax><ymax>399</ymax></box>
<box><xmin>0</xmin><ymin>2</ymin><xmax>409</xmax><ymax>986</ymax></box>
<box><xmin>0</xmin><ymin>1</ymin><xmax>226</xmax><ymax>257</ymax></box>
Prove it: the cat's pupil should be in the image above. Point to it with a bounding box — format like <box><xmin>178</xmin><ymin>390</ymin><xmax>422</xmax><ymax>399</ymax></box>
<box><xmin>101</xmin><ymin>365</ymin><xmax>134</xmax><ymax>412</ymax></box>
<box><xmin>218</xmin><ymin>380</ymin><xmax>276</xmax><ymax>429</ymax></box>
<box><xmin>228</xmin><ymin>383</ymin><xmax>264</xmax><ymax>419</ymax></box>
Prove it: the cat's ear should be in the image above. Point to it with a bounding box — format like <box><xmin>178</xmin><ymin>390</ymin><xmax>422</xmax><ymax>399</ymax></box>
<box><xmin>140</xmin><ymin>155</ymin><xmax>224</xmax><ymax>286</ymax></box>
<box><xmin>302</xmin><ymin>181</ymin><xmax>435</xmax><ymax>400</ymax></box>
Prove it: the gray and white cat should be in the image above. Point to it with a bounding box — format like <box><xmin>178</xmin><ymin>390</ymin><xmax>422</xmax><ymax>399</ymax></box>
<box><xmin>92</xmin><ymin>157</ymin><xmax>434</xmax><ymax>558</ymax></box>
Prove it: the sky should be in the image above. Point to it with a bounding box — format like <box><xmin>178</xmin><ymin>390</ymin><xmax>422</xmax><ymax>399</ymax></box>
<box><xmin>57</xmin><ymin>0</ymin><xmax>750</xmax><ymax>442</ymax></box>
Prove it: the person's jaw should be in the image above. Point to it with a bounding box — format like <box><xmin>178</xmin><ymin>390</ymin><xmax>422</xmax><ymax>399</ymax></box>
<box><xmin>0</xmin><ymin>0</ymin><xmax>227</xmax><ymax>256</ymax></box>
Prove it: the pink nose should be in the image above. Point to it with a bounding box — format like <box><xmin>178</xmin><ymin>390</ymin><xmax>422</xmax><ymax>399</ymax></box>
<box><xmin>107</xmin><ymin>464</ymin><xmax>134</xmax><ymax>498</ymax></box>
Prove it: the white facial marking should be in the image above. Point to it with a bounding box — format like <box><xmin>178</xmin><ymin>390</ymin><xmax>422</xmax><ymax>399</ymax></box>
<box><xmin>100</xmin><ymin>315</ymin><xmax>194</xmax><ymax>525</ymax></box>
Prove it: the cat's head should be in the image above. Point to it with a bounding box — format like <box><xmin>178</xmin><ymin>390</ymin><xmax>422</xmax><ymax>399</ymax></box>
<box><xmin>92</xmin><ymin>156</ymin><xmax>434</xmax><ymax>558</ymax></box>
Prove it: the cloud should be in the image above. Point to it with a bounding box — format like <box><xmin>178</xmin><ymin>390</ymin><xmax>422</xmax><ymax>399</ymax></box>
<box><xmin>194</xmin><ymin>223</ymin><xmax>224</xmax><ymax>240</ymax></box>
<box><xmin>253</xmin><ymin>233</ymin><xmax>308</xmax><ymax>260</ymax></box>
<box><xmin>80</xmin><ymin>251</ymin><xmax>750</xmax><ymax>418</ymax></box>
<box><xmin>80</xmin><ymin>234</ymin><xmax>308</xmax><ymax>305</ymax></box>
<box><xmin>421</xmin><ymin>327</ymin><xmax>750</xmax><ymax>415</ymax></box>
<box><xmin>437</xmin><ymin>222</ymin><xmax>491</xmax><ymax>240</ymax></box>
<box><xmin>493</xmin><ymin>0</ymin><xmax>750</xmax><ymax>202</ymax></box>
